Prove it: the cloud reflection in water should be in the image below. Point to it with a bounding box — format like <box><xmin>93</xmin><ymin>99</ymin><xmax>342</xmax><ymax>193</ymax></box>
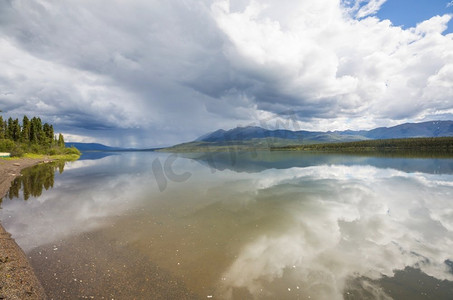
<box><xmin>217</xmin><ymin>166</ymin><xmax>453</xmax><ymax>299</ymax></box>
<box><xmin>1</xmin><ymin>153</ymin><xmax>453</xmax><ymax>299</ymax></box>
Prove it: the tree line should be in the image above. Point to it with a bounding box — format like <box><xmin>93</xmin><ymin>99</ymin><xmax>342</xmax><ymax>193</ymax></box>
<box><xmin>271</xmin><ymin>137</ymin><xmax>453</xmax><ymax>156</ymax></box>
<box><xmin>0</xmin><ymin>115</ymin><xmax>64</xmax><ymax>147</ymax></box>
<box><xmin>0</xmin><ymin>114</ymin><xmax>80</xmax><ymax>157</ymax></box>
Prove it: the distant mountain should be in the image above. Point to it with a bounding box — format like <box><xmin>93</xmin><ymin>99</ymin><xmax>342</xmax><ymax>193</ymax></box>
<box><xmin>195</xmin><ymin>126</ymin><xmax>365</xmax><ymax>143</ymax></box>
<box><xmin>197</xmin><ymin>121</ymin><xmax>453</xmax><ymax>143</ymax></box>
<box><xmin>65</xmin><ymin>142</ymin><xmax>125</xmax><ymax>151</ymax></box>
<box><xmin>163</xmin><ymin>120</ymin><xmax>453</xmax><ymax>151</ymax></box>
<box><xmin>344</xmin><ymin>120</ymin><xmax>453</xmax><ymax>139</ymax></box>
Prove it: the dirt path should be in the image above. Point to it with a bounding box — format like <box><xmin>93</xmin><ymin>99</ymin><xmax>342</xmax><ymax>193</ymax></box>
<box><xmin>0</xmin><ymin>158</ymin><xmax>50</xmax><ymax>299</ymax></box>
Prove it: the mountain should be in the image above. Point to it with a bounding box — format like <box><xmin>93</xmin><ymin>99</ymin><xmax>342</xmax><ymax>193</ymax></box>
<box><xmin>195</xmin><ymin>126</ymin><xmax>365</xmax><ymax>143</ymax></box>
<box><xmin>198</xmin><ymin>121</ymin><xmax>453</xmax><ymax>142</ymax></box>
<box><xmin>163</xmin><ymin>120</ymin><xmax>453</xmax><ymax>151</ymax></box>
<box><xmin>348</xmin><ymin>121</ymin><xmax>453</xmax><ymax>139</ymax></box>
<box><xmin>65</xmin><ymin>142</ymin><xmax>126</xmax><ymax>151</ymax></box>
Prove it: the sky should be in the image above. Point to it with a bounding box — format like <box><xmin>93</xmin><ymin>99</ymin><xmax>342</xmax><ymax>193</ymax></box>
<box><xmin>0</xmin><ymin>0</ymin><xmax>453</xmax><ymax>147</ymax></box>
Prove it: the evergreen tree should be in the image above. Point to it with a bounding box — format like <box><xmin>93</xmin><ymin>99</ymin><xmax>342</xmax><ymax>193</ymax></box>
<box><xmin>35</xmin><ymin>117</ymin><xmax>44</xmax><ymax>144</ymax></box>
<box><xmin>58</xmin><ymin>133</ymin><xmax>65</xmax><ymax>148</ymax></box>
<box><xmin>0</xmin><ymin>116</ymin><xmax>4</xmax><ymax>139</ymax></box>
<box><xmin>0</xmin><ymin>114</ymin><xmax>76</xmax><ymax>157</ymax></box>
<box><xmin>49</xmin><ymin>125</ymin><xmax>54</xmax><ymax>145</ymax></box>
<box><xmin>21</xmin><ymin>115</ymin><xmax>30</xmax><ymax>142</ymax></box>
<box><xmin>12</xmin><ymin>118</ymin><xmax>21</xmax><ymax>142</ymax></box>
<box><xmin>30</xmin><ymin>117</ymin><xmax>42</xmax><ymax>143</ymax></box>
<box><xmin>42</xmin><ymin>123</ymin><xmax>55</xmax><ymax>146</ymax></box>
<box><xmin>6</xmin><ymin>117</ymin><xmax>13</xmax><ymax>139</ymax></box>
<box><xmin>43</xmin><ymin>123</ymin><xmax>51</xmax><ymax>145</ymax></box>
<box><xmin>2</xmin><ymin>120</ymin><xmax>6</xmax><ymax>139</ymax></box>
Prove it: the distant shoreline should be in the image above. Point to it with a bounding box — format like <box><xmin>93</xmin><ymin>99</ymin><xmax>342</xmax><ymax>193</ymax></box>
<box><xmin>159</xmin><ymin>137</ymin><xmax>453</xmax><ymax>156</ymax></box>
<box><xmin>270</xmin><ymin>137</ymin><xmax>453</xmax><ymax>156</ymax></box>
<box><xmin>0</xmin><ymin>158</ymin><xmax>51</xmax><ymax>299</ymax></box>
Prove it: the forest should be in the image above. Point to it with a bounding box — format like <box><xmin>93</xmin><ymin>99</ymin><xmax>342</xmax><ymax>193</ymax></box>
<box><xmin>0</xmin><ymin>115</ymin><xmax>79</xmax><ymax>157</ymax></box>
<box><xmin>271</xmin><ymin>137</ymin><xmax>453</xmax><ymax>156</ymax></box>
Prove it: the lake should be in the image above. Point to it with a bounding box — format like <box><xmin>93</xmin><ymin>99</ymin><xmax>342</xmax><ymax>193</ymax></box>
<box><xmin>1</xmin><ymin>151</ymin><xmax>453</xmax><ymax>299</ymax></box>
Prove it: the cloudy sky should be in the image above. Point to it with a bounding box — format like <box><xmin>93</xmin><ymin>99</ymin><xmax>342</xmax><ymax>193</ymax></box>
<box><xmin>1</xmin><ymin>0</ymin><xmax>453</xmax><ymax>147</ymax></box>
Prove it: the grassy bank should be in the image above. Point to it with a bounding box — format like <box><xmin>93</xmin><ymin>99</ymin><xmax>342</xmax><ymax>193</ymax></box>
<box><xmin>0</xmin><ymin>137</ymin><xmax>81</xmax><ymax>161</ymax></box>
<box><xmin>1</xmin><ymin>153</ymin><xmax>80</xmax><ymax>161</ymax></box>
<box><xmin>271</xmin><ymin>137</ymin><xmax>453</xmax><ymax>156</ymax></box>
<box><xmin>24</xmin><ymin>152</ymin><xmax>80</xmax><ymax>160</ymax></box>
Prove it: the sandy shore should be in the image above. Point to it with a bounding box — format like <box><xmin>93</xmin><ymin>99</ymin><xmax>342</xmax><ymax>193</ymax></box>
<box><xmin>0</xmin><ymin>158</ymin><xmax>50</xmax><ymax>299</ymax></box>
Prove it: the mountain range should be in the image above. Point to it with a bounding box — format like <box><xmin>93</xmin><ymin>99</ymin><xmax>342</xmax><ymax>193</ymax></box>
<box><xmin>196</xmin><ymin>121</ymin><xmax>453</xmax><ymax>142</ymax></box>
<box><xmin>67</xmin><ymin>121</ymin><xmax>453</xmax><ymax>152</ymax></box>
<box><xmin>165</xmin><ymin>120</ymin><xmax>453</xmax><ymax>151</ymax></box>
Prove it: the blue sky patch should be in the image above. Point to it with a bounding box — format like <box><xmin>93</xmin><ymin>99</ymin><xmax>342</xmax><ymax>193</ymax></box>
<box><xmin>377</xmin><ymin>0</ymin><xmax>453</xmax><ymax>33</ymax></box>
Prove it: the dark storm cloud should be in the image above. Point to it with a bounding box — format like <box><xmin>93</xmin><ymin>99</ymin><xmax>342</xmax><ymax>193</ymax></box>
<box><xmin>0</xmin><ymin>0</ymin><xmax>237</xmax><ymax>146</ymax></box>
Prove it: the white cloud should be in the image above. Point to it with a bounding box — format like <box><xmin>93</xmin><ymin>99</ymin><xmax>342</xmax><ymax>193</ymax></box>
<box><xmin>355</xmin><ymin>0</ymin><xmax>388</xmax><ymax>19</ymax></box>
<box><xmin>448</xmin><ymin>1</ymin><xmax>453</xmax><ymax>8</ymax></box>
<box><xmin>211</xmin><ymin>0</ymin><xmax>453</xmax><ymax>129</ymax></box>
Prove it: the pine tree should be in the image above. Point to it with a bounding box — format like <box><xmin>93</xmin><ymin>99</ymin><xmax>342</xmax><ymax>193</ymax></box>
<box><xmin>43</xmin><ymin>123</ymin><xmax>51</xmax><ymax>145</ymax></box>
<box><xmin>2</xmin><ymin>121</ymin><xmax>6</xmax><ymax>139</ymax></box>
<box><xmin>30</xmin><ymin>117</ymin><xmax>42</xmax><ymax>143</ymax></box>
<box><xmin>21</xmin><ymin>115</ymin><xmax>30</xmax><ymax>142</ymax></box>
<box><xmin>0</xmin><ymin>114</ymin><xmax>75</xmax><ymax>157</ymax></box>
<box><xmin>12</xmin><ymin>118</ymin><xmax>20</xmax><ymax>142</ymax></box>
<box><xmin>6</xmin><ymin>117</ymin><xmax>13</xmax><ymax>140</ymax></box>
<box><xmin>0</xmin><ymin>116</ymin><xmax>4</xmax><ymax>139</ymax></box>
<box><xmin>49</xmin><ymin>125</ymin><xmax>54</xmax><ymax>146</ymax></box>
<box><xmin>58</xmin><ymin>133</ymin><xmax>65</xmax><ymax>148</ymax></box>
<box><xmin>35</xmin><ymin>117</ymin><xmax>44</xmax><ymax>144</ymax></box>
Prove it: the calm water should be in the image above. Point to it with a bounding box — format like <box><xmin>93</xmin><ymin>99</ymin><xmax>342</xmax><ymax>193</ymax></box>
<box><xmin>1</xmin><ymin>151</ymin><xmax>453</xmax><ymax>299</ymax></box>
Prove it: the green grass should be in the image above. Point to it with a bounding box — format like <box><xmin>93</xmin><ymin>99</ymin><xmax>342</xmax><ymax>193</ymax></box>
<box><xmin>0</xmin><ymin>139</ymin><xmax>81</xmax><ymax>157</ymax></box>
<box><xmin>23</xmin><ymin>153</ymin><xmax>46</xmax><ymax>159</ymax></box>
<box><xmin>24</xmin><ymin>153</ymin><xmax>80</xmax><ymax>160</ymax></box>
<box><xmin>0</xmin><ymin>156</ymin><xmax>16</xmax><ymax>161</ymax></box>
<box><xmin>1</xmin><ymin>152</ymin><xmax>80</xmax><ymax>161</ymax></box>
<box><xmin>48</xmin><ymin>154</ymin><xmax>80</xmax><ymax>161</ymax></box>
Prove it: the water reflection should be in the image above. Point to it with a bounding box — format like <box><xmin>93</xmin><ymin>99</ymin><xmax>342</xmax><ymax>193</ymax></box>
<box><xmin>0</xmin><ymin>153</ymin><xmax>164</xmax><ymax>252</ymax></box>
<box><xmin>208</xmin><ymin>166</ymin><xmax>453</xmax><ymax>299</ymax></box>
<box><xmin>182</xmin><ymin>151</ymin><xmax>453</xmax><ymax>174</ymax></box>
<box><xmin>0</xmin><ymin>152</ymin><xmax>453</xmax><ymax>299</ymax></box>
<box><xmin>1</xmin><ymin>161</ymin><xmax>65</xmax><ymax>203</ymax></box>
<box><xmin>79</xmin><ymin>151</ymin><xmax>119</xmax><ymax>161</ymax></box>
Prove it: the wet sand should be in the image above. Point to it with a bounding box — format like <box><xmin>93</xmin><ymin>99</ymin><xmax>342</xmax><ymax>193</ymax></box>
<box><xmin>0</xmin><ymin>158</ymin><xmax>50</xmax><ymax>300</ymax></box>
<box><xmin>28</xmin><ymin>230</ymin><xmax>198</xmax><ymax>299</ymax></box>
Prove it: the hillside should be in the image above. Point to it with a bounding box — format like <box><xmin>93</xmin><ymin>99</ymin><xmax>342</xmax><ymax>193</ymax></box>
<box><xmin>339</xmin><ymin>120</ymin><xmax>453</xmax><ymax>139</ymax></box>
<box><xmin>163</xmin><ymin>120</ymin><xmax>453</xmax><ymax>152</ymax></box>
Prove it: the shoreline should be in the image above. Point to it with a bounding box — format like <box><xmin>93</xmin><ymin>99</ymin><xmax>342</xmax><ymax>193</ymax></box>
<box><xmin>0</xmin><ymin>158</ymin><xmax>50</xmax><ymax>299</ymax></box>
